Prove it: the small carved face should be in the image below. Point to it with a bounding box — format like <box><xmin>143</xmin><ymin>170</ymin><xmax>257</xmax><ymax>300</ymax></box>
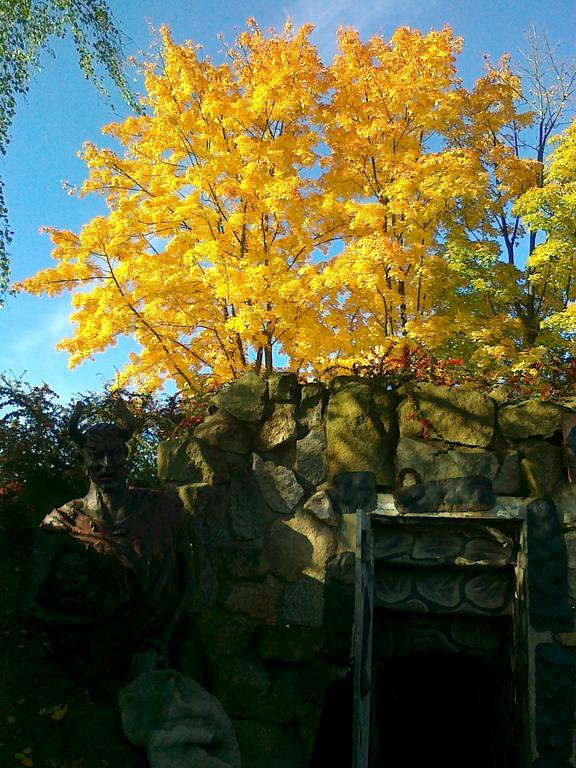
<box><xmin>83</xmin><ymin>426</ymin><xmax>128</xmax><ymax>492</ymax></box>
<box><xmin>53</xmin><ymin>552</ymin><xmax>90</xmax><ymax>595</ymax></box>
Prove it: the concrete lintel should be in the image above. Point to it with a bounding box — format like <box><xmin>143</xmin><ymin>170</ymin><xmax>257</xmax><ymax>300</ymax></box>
<box><xmin>374</xmin><ymin>493</ymin><xmax>526</xmax><ymax>520</ymax></box>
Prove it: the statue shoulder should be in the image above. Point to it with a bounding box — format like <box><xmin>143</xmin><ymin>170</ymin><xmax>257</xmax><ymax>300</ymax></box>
<box><xmin>41</xmin><ymin>499</ymin><xmax>86</xmax><ymax>533</ymax></box>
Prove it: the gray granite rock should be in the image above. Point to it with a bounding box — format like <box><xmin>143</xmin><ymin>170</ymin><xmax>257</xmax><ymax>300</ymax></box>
<box><xmin>252</xmin><ymin>453</ymin><xmax>305</xmax><ymax>514</ymax></box>
<box><xmin>197</xmin><ymin>608</ymin><xmax>258</xmax><ymax>658</ymax></box>
<box><xmin>194</xmin><ymin>408</ymin><xmax>255</xmax><ymax>454</ymax></box>
<box><xmin>177</xmin><ymin>483</ymin><xmax>231</xmax><ymax>556</ymax></box>
<box><xmin>221</xmin><ymin>541</ymin><xmax>269</xmax><ymax>580</ymax></box>
<box><xmin>214</xmin><ymin>658</ymin><xmax>297</xmax><ymax>723</ymax></box>
<box><xmin>219</xmin><ymin>578</ymin><xmax>281</xmax><ymax>621</ymax></box>
<box><xmin>255</xmin><ymin>403</ymin><xmax>298</xmax><ymax>451</ymax></box>
<box><xmin>158</xmin><ymin>437</ymin><xmax>229</xmax><ymax>484</ymax></box>
<box><xmin>280</xmin><ymin>578</ymin><xmax>325</xmax><ymax>628</ymax></box>
<box><xmin>296</xmin><ymin>382</ymin><xmax>327</xmax><ymax>431</ymax></box>
<box><xmin>398</xmin><ymin>383</ymin><xmax>495</xmax><ymax>447</ymax></box>
<box><xmin>520</xmin><ymin>441</ymin><xmax>564</xmax><ymax>496</ymax></box>
<box><xmin>396</xmin><ymin>437</ymin><xmax>498</xmax><ymax>481</ymax></box>
<box><xmin>396</xmin><ymin>438</ymin><xmax>521</xmax><ymax>494</ymax></box>
<box><xmin>498</xmin><ymin>399</ymin><xmax>566</xmax><ymax>439</ymax></box>
<box><xmin>268</xmin><ymin>509</ymin><xmax>337</xmax><ymax>583</ymax></box>
<box><xmin>326</xmin><ymin>380</ymin><xmax>395</xmax><ymax>485</ymax></box>
<box><xmin>229</xmin><ymin>464</ymin><xmax>268</xmax><ymax>541</ymax></box>
<box><xmin>268</xmin><ymin>372</ymin><xmax>300</xmax><ymax>404</ymax></box>
<box><xmin>295</xmin><ymin>427</ymin><xmax>327</xmax><ymax>487</ymax></box>
<box><xmin>493</xmin><ymin>450</ymin><xmax>522</xmax><ymax>494</ymax></box>
<box><xmin>268</xmin><ymin>518</ymin><xmax>315</xmax><ymax>582</ymax></box>
<box><xmin>213</xmin><ymin>372</ymin><xmax>267</xmax><ymax>422</ymax></box>
<box><xmin>303</xmin><ymin>490</ymin><xmax>339</xmax><ymax>527</ymax></box>
<box><xmin>369</xmin><ymin>382</ymin><xmax>398</xmax><ymax>433</ymax></box>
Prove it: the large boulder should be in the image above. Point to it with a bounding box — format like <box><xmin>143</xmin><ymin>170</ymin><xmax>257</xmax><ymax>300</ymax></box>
<box><xmin>296</xmin><ymin>382</ymin><xmax>327</xmax><ymax>431</ymax></box>
<box><xmin>254</xmin><ymin>403</ymin><xmax>298</xmax><ymax>451</ymax></box>
<box><xmin>325</xmin><ymin>379</ymin><xmax>395</xmax><ymax>485</ymax></box>
<box><xmin>257</xmin><ymin>625</ymin><xmax>322</xmax><ymax>662</ymax></box>
<box><xmin>219</xmin><ymin>578</ymin><xmax>281</xmax><ymax>622</ymax></box>
<box><xmin>303</xmin><ymin>490</ymin><xmax>339</xmax><ymax>527</ymax></box>
<box><xmin>252</xmin><ymin>454</ymin><xmax>305</xmax><ymax>515</ymax></box>
<box><xmin>158</xmin><ymin>437</ymin><xmax>229</xmax><ymax>485</ymax></box>
<box><xmin>396</xmin><ymin>438</ymin><xmax>521</xmax><ymax>494</ymax></box>
<box><xmin>520</xmin><ymin>441</ymin><xmax>564</xmax><ymax>496</ymax></box>
<box><xmin>370</xmin><ymin>382</ymin><xmax>398</xmax><ymax>433</ymax></box>
<box><xmin>221</xmin><ymin>541</ymin><xmax>269</xmax><ymax>580</ymax></box>
<box><xmin>268</xmin><ymin>509</ymin><xmax>338</xmax><ymax>583</ymax></box>
<box><xmin>194</xmin><ymin>409</ymin><xmax>255</xmax><ymax>454</ymax></box>
<box><xmin>213</xmin><ymin>372</ymin><xmax>267</xmax><ymax>422</ymax></box>
<box><xmin>280</xmin><ymin>578</ymin><xmax>325</xmax><ymax>628</ymax></box>
<box><xmin>499</xmin><ymin>399</ymin><xmax>568</xmax><ymax>439</ymax></box>
<box><xmin>398</xmin><ymin>383</ymin><xmax>495</xmax><ymax>447</ymax></box>
<box><xmin>197</xmin><ymin>608</ymin><xmax>257</xmax><ymax>659</ymax></box>
<box><xmin>177</xmin><ymin>483</ymin><xmax>231</xmax><ymax>556</ymax></box>
<box><xmin>295</xmin><ymin>427</ymin><xmax>327</xmax><ymax>488</ymax></box>
<box><xmin>228</xmin><ymin>464</ymin><xmax>269</xmax><ymax>541</ymax></box>
<box><xmin>267</xmin><ymin>373</ymin><xmax>300</xmax><ymax>404</ymax></box>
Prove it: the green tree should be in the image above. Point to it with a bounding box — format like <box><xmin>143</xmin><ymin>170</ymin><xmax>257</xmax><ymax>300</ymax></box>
<box><xmin>0</xmin><ymin>0</ymin><xmax>139</xmax><ymax>306</ymax></box>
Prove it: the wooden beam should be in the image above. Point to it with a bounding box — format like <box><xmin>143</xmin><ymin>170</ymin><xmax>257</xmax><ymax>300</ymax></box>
<box><xmin>353</xmin><ymin>507</ymin><xmax>375</xmax><ymax>768</ymax></box>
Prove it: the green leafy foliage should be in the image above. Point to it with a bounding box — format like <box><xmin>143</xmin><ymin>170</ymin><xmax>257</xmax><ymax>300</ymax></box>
<box><xmin>0</xmin><ymin>374</ymin><xmax>215</xmax><ymax>546</ymax></box>
<box><xmin>0</xmin><ymin>0</ymin><xmax>140</xmax><ymax>304</ymax></box>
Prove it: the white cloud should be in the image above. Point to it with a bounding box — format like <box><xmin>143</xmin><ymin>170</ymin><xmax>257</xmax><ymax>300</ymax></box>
<box><xmin>277</xmin><ymin>0</ymin><xmax>437</xmax><ymax>58</ymax></box>
<box><xmin>1</xmin><ymin>295</ymin><xmax>133</xmax><ymax>399</ymax></box>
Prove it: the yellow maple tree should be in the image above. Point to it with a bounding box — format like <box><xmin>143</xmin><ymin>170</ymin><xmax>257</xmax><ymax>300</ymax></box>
<box><xmin>19</xmin><ymin>21</ymin><xmax>334</xmax><ymax>389</ymax></box>
<box><xmin>16</xmin><ymin>21</ymin><xmax>573</xmax><ymax>389</ymax></box>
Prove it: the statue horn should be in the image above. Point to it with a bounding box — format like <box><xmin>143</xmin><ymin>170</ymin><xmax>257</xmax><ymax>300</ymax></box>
<box><xmin>113</xmin><ymin>398</ymin><xmax>136</xmax><ymax>442</ymax></box>
<box><xmin>69</xmin><ymin>401</ymin><xmax>86</xmax><ymax>447</ymax></box>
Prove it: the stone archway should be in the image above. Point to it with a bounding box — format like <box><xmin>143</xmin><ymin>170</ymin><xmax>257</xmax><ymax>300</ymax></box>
<box><xmin>355</xmin><ymin>503</ymin><xmax>529</xmax><ymax>767</ymax></box>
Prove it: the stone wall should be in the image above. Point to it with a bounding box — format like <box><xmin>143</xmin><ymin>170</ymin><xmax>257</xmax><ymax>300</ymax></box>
<box><xmin>157</xmin><ymin>373</ymin><xmax>576</xmax><ymax>768</ymax></box>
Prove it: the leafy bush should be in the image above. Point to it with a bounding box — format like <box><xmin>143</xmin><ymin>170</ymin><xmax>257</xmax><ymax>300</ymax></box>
<box><xmin>0</xmin><ymin>374</ymin><xmax>216</xmax><ymax>545</ymax></box>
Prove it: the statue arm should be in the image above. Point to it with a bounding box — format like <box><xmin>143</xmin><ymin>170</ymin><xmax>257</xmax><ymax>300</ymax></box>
<box><xmin>139</xmin><ymin>521</ymin><xmax>196</xmax><ymax>662</ymax></box>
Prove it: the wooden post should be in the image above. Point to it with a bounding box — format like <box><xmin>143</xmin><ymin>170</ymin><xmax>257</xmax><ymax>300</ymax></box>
<box><xmin>353</xmin><ymin>507</ymin><xmax>375</xmax><ymax>768</ymax></box>
<box><xmin>562</xmin><ymin>413</ymin><xmax>576</xmax><ymax>484</ymax></box>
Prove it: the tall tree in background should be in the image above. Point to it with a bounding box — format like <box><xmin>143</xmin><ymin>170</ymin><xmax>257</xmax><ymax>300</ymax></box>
<box><xmin>0</xmin><ymin>0</ymin><xmax>139</xmax><ymax>305</ymax></box>
<box><xmin>516</xmin><ymin>116</ymin><xmax>576</xmax><ymax>344</ymax></box>
<box><xmin>16</xmin><ymin>21</ymin><xmax>576</xmax><ymax>390</ymax></box>
<box><xmin>18</xmin><ymin>21</ymin><xmax>334</xmax><ymax>388</ymax></box>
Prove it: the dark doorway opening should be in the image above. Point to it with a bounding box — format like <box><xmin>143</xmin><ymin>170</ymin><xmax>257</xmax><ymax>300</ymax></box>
<box><xmin>309</xmin><ymin>647</ymin><xmax>523</xmax><ymax>768</ymax></box>
<box><xmin>371</xmin><ymin>652</ymin><xmax>522</xmax><ymax>768</ymax></box>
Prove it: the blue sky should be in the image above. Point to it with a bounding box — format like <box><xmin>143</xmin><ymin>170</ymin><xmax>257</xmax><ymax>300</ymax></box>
<box><xmin>2</xmin><ymin>0</ymin><xmax>576</xmax><ymax>399</ymax></box>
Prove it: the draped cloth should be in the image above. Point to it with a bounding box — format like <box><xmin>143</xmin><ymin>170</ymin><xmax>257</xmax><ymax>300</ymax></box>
<box><xmin>119</xmin><ymin>670</ymin><xmax>241</xmax><ymax>768</ymax></box>
<box><xmin>36</xmin><ymin>489</ymin><xmax>192</xmax><ymax>680</ymax></box>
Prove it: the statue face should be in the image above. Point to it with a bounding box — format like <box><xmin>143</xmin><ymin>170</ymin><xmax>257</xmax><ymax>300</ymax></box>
<box><xmin>82</xmin><ymin>427</ymin><xmax>128</xmax><ymax>492</ymax></box>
